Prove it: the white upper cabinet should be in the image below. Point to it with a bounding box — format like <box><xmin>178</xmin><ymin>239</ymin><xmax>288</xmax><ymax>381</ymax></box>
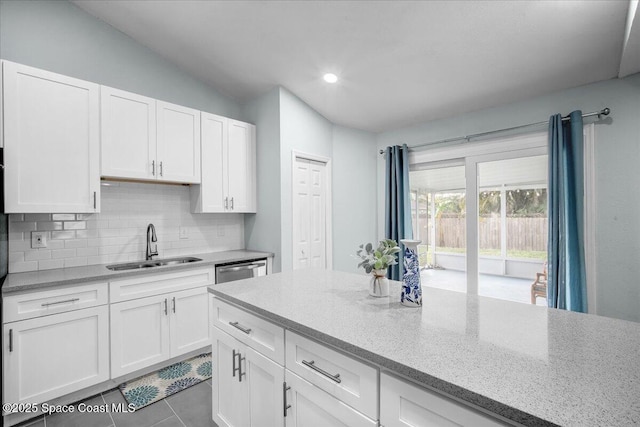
<box><xmin>100</xmin><ymin>86</ymin><xmax>156</xmax><ymax>180</ymax></box>
<box><xmin>156</xmin><ymin>101</ymin><xmax>201</xmax><ymax>183</ymax></box>
<box><xmin>100</xmin><ymin>89</ymin><xmax>201</xmax><ymax>184</ymax></box>
<box><xmin>2</xmin><ymin>61</ymin><xmax>100</xmax><ymax>213</ymax></box>
<box><xmin>192</xmin><ymin>112</ymin><xmax>256</xmax><ymax>213</ymax></box>
<box><xmin>227</xmin><ymin>120</ymin><xmax>255</xmax><ymax>212</ymax></box>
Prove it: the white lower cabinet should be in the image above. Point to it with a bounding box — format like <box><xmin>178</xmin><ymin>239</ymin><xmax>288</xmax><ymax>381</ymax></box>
<box><xmin>284</xmin><ymin>370</ymin><xmax>377</xmax><ymax>427</ymax></box>
<box><xmin>3</xmin><ymin>306</ymin><xmax>109</xmax><ymax>405</ymax></box>
<box><xmin>212</xmin><ymin>327</ymin><xmax>284</xmax><ymax>427</ymax></box>
<box><xmin>111</xmin><ymin>286</ymin><xmax>209</xmax><ymax>378</ymax></box>
<box><xmin>210</xmin><ymin>298</ymin><xmax>513</xmax><ymax>427</ymax></box>
<box><xmin>380</xmin><ymin>372</ymin><xmax>506</xmax><ymax>427</ymax></box>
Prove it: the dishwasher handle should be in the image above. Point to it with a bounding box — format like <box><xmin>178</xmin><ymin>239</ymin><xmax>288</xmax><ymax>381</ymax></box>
<box><xmin>217</xmin><ymin>263</ymin><xmax>262</xmax><ymax>273</ymax></box>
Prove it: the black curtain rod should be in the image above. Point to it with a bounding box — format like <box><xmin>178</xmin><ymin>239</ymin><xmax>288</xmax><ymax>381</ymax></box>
<box><xmin>379</xmin><ymin>107</ymin><xmax>610</xmax><ymax>155</ymax></box>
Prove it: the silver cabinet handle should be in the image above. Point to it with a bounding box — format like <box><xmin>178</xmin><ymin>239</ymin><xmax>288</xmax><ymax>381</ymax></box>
<box><xmin>229</xmin><ymin>321</ymin><xmax>252</xmax><ymax>334</ymax></box>
<box><xmin>164</xmin><ymin>298</ymin><xmax>168</xmax><ymax>316</ymax></box>
<box><xmin>301</xmin><ymin>360</ymin><xmax>342</xmax><ymax>383</ymax></box>
<box><xmin>41</xmin><ymin>298</ymin><xmax>80</xmax><ymax>307</ymax></box>
<box><xmin>283</xmin><ymin>382</ymin><xmax>291</xmax><ymax>417</ymax></box>
<box><xmin>159</xmin><ymin>161</ymin><xmax>163</xmax><ymax>176</ymax></box>
<box><xmin>232</xmin><ymin>349</ymin><xmax>240</xmax><ymax>378</ymax></box>
<box><xmin>9</xmin><ymin>329</ymin><xmax>13</xmax><ymax>352</ymax></box>
<box><xmin>93</xmin><ymin>192</ymin><xmax>97</xmax><ymax>210</ymax></box>
<box><xmin>224</xmin><ymin>197</ymin><xmax>229</xmax><ymax>210</ymax></box>
<box><xmin>172</xmin><ymin>297</ymin><xmax>176</xmax><ymax>313</ymax></box>
<box><xmin>217</xmin><ymin>264</ymin><xmax>260</xmax><ymax>273</ymax></box>
<box><xmin>152</xmin><ymin>160</ymin><xmax>155</xmax><ymax>176</ymax></box>
<box><xmin>230</xmin><ymin>197</ymin><xmax>234</xmax><ymax>210</ymax></box>
<box><xmin>238</xmin><ymin>352</ymin><xmax>246</xmax><ymax>382</ymax></box>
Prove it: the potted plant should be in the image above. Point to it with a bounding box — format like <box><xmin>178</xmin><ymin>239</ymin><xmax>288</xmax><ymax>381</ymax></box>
<box><xmin>356</xmin><ymin>239</ymin><xmax>400</xmax><ymax>297</ymax></box>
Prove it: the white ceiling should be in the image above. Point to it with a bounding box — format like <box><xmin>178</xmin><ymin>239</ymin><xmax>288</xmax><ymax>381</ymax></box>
<box><xmin>73</xmin><ymin>0</ymin><xmax>636</xmax><ymax>133</ymax></box>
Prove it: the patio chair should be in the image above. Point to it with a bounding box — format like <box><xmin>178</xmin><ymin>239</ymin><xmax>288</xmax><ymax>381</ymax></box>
<box><xmin>530</xmin><ymin>263</ymin><xmax>547</xmax><ymax>304</ymax></box>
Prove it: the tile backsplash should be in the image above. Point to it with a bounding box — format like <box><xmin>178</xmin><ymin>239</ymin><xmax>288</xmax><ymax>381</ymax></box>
<box><xmin>8</xmin><ymin>181</ymin><xmax>245</xmax><ymax>273</ymax></box>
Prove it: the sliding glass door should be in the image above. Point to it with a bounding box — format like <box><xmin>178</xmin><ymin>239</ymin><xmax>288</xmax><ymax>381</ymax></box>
<box><xmin>409</xmin><ymin>133</ymin><xmax>548</xmax><ymax>305</ymax></box>
<box><xmin>476</xmin><ymin>154</ymin><xmax>548</xmax><ymax>303</ymax></box>
<box><xmin>410</xmin><ymin>163</ymin><xmax>467</xmax><ymax>293</ymax></box>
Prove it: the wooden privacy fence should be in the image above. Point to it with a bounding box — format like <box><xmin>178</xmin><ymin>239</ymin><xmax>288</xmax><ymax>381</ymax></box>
<box><xmin>431</xmin><ymin>217</ymin><xmax>548</xmax><ymax>251</ymax></box>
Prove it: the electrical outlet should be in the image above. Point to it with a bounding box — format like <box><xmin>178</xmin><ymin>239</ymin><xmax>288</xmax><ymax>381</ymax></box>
<box><xmin>31</xmin><ymin>231</ymin><xmax>47</xmax><ymax>248</ymax></box>
<box><xmin>179</xmin><ymin>226</ymin><xmax>189</xmax><ymax>239</ymax></box>
<box><xmin>217</xmin><ymin>225</ymin><xmax>225</xmax><ymax>236</ymax></box>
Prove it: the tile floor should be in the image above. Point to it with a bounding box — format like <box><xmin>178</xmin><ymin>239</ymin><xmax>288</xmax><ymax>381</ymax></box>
<box><xmin>16</xmin><ymin>380</ymin><xmax>217</xmax><ymax>427</ymax></box>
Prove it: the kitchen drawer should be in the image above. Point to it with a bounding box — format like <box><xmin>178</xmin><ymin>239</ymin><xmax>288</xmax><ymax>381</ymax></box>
<box><xmin>110</xmin><ymin>267</ymin><xmax>214</xmax><ymax>303</ymax></box>
<box><xmin>211</xmin><ymin>297</ymin><xmax>285</xmax><ymax>365</ymax></box>
<box><xmin>3</xmin><ymin>282</ymin><xmax>108</xmax><ymax>323</ymax></box>
<box><xmin>285</xmin><ymin>330</ymin><xmax>378</xmax><ymax>419</ymax></box>
<box><xmin>381</xmin><ymin>372</ymin><xmax>507</xmax><ymax>427</ymax></box>
<box><xmin>285</xmin><ymin>370</ymin><xmax>377</xmax><ymax>427</ymax></box>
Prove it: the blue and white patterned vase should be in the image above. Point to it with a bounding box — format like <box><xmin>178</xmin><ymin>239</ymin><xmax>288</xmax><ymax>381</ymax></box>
<box><xmin>400</xmin><ymin>239</ymin><xmax>422</xmax><ymax>307</ymax></box>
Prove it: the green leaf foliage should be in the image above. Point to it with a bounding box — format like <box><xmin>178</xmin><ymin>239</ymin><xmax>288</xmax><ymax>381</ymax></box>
<box><xmin>355</xmin><ymin>239</ymin><xmax>399</xmax><ymax>272</ymax></box>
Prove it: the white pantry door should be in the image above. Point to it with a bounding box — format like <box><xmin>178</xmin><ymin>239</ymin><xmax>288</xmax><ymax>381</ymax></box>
<box><xmin>292</xmin><ymin>156</ymin><xmax>328</xmax><ymax>269</ymax></box>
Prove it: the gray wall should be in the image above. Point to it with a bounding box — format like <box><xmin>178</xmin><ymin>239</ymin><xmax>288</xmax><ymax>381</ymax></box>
<box><xmin>377</xmin><ymin>73</ymin><xmax>640</xmax><ymax>323</ymax></box>
<box><xmin>332</xmin><ymin>126</ymin><xmax>377</xmax><ymax>273</ymax></box>
<box><xmin>242</xmin><ymin>88</ymin><xmax>378</xmax><ymax>274</ymax></box>
<box><xmin>242</xmin><ymin>88</ymin><xmax>283</xmax><ymax>272</ymax></box>
<box><xmin>0</xmin><ymin>0</ymin><xmax>241</xmax><ymax>118</ymax></box>
<box><xmin>279</xmin><ymin>88</ymin><xmax>333</xmax><ymax>271</ymax></box>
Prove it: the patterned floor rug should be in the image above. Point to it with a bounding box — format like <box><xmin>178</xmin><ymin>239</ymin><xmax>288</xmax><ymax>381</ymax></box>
<box><xmin>119</xmin><ymin>353</ymin><xmax>212</xmax><ymax>409</ymax></box>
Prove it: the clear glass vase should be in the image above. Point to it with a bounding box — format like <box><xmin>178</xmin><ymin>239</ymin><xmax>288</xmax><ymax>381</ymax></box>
<box><xmin>369</xmin><ymin>269</ymin><xmax>389</xmax><ymax>297</ymax></box>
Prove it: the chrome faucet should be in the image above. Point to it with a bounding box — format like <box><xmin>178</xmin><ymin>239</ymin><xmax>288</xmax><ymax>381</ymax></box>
<box><xmin>146</xmin><ymin>223</ymin><xmax>158</xmax><ymax>260</ymax></box>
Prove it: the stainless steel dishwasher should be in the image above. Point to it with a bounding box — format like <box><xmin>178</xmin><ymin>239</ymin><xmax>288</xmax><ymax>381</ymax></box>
<box><xmin>215</xmin><ymin>258</ymin><xmax>268</xmax><ymax>283</ymax></box>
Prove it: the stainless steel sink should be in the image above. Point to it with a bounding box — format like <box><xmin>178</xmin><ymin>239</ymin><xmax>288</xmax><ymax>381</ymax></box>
<box><xmin>106</xmin><ymin>257</ymin><xmax>202</xmax><ymax>271</ymax></box>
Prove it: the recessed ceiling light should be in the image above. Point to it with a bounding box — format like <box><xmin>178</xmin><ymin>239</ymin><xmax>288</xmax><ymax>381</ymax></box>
<box><xmin>323</xmin><ymin>73</ymin><xmax>338</xmax><ymax>83</ymax></box>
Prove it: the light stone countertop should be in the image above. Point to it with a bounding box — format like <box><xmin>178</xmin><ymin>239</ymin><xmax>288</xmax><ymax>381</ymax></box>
<box><xmin>208</xmin><ymin>269</ymin><xmax>640</xmax><ymax>427</ymax></box>
<box><xmin>2</xmin><ymin>250</ymin><xmax>273</xmax><ymax>293</ymax></box>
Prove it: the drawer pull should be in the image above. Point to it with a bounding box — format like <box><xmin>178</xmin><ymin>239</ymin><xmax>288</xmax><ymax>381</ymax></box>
<box><xmin>232</xmin><ymin>349</ymin><xmax>240</xmax><ymax>378</ymax></box>
<box><xmin>229</xmin><ymin>321</ymin><xmax>252</xmax><ymax>334</ymax></box>
<box><xmin>238</xmin><ymin>353</ymin><xmax>246</xmax><ymax>382</ymax></box>
<box><xmin>283</xmin><ymin>382</ymin><xmax>291</xmax><ymax>417</ymax></box>
<box><xmin>301</xmin><ymin>359</ymin><xmax>342</xmax><ymax>383</ymax></box>
<box><xmin>41</xmin><ymin>298</ymin><xmax>80</xmax><ymax>307</ymax></box>
<box><xmin>9</xmin><ymin>329</ymin><xmax>13</xmax><ymax>352</ymax></box>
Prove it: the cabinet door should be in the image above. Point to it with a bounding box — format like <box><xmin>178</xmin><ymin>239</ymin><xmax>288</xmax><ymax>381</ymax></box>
<box><xmin>381</xmin><ymin>373</ymin><xmax>505</xmax><ymax>427</ymax></box>
<box><xmin>195</xmin><ymin>112</ymin><xmax>227</xmax><ymax>212</ymax></box>
<box><xmin>227</xmin><ymin>120</ymin><xmax>256</xmax><ymax>212</ymax></box>
<box><xmin>157</xmin><ymin>101</ymin><xmax>201</xmax><ymax>183</ymax></box>
<box><xmin>169</xmin><ymin>287</ymin><xmax>210</xmax><ymax>357</ymax></box>
<box><xmin>3</xmin><ymin>306</ymin><xmax>109</xmax><ymax>404</ymax></box>
<box><xmin>285</xmin><ymin>370</ymin><xmax>376</xmax><ymax>427</ymax></box>
<box><xmin>245</xmin><ymin>346</ymin><xmax>285</xmax><ymax>427</ymax></box>
<box><xmin>212</xmin><ymin>328</ymin><xmax>249</xmax><ymax>427</ymax></box>
<box><xmin>100</xmin><ymin>86</ymin><xmax>156</xmax><ymax>180</ymax></box>
<box><xmin>110</xmin><ymin>294</ymin><xmax>171</xmax><ymax>378</ymax></box>
<box><xmin>2</xmin><ymin>61</ymin><xmax>100</xmax><ymax>213</ymax></box>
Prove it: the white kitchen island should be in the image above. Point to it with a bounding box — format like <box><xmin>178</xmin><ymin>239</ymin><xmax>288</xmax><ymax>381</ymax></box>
<box><xmin>209</xmin><ymin>269</ymin><xmax>640</xmax><ymax>427</ymax></box>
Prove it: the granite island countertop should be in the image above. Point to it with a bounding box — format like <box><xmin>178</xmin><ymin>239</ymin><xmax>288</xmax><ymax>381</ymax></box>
<box><xmin>2</xmin><ymin>250</ymin><xmax>273</xmax><ymax>293</ymax></box>
<box><xmin>208</xmin><ymin>269</ymin><xmax>640</xmax><ymax>427</ymax></box>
